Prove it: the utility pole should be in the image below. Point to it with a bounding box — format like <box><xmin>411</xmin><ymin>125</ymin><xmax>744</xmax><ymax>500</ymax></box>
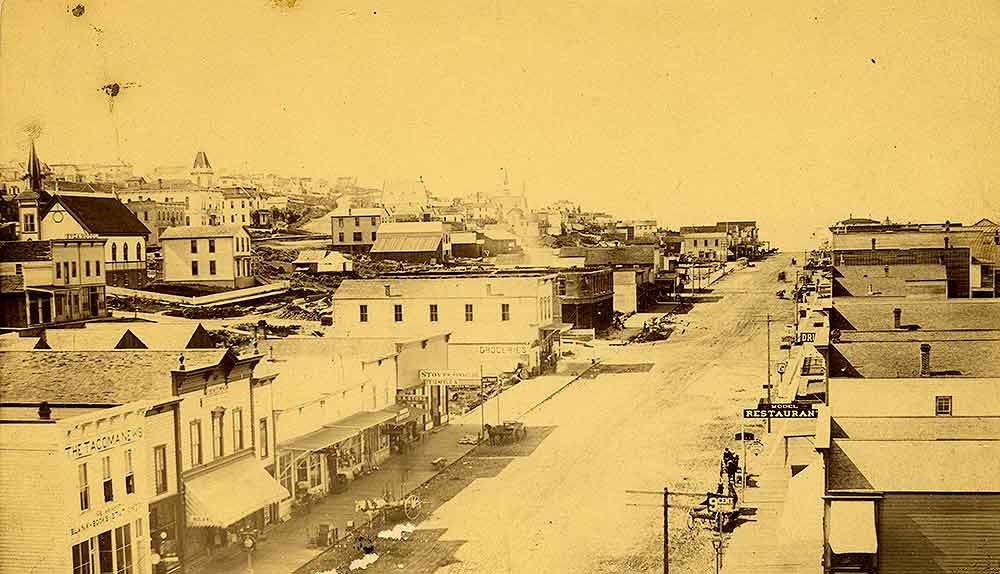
<box><xmin>766</xmin><ymin>312</ymin><xmax>772</xmax><ymax>433</ymax></box>
<box><xmin>479</xmin><ymin>364</ymin><xmax>485</xmax><ymax>439</ymax></box>
<box><xmin>663</xmin><ymin>487</ymin><xmax>669</xmax><ymax>574</ymax></box>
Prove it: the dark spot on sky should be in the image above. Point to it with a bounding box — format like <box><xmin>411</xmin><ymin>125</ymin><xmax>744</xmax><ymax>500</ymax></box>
<box><xmin>871</xmin><ymin>58</ymin><xmax>876</xmax><ymax>64</ymax></box>
<box><xmin>102</xmin><ymin>83</ymin><xmax>121</xmax><ymax>97</ymax></box>
<box><xmin>71</xmin><ymin>4</ymin><xmax>85</xmax><ymax>17</ymax></box>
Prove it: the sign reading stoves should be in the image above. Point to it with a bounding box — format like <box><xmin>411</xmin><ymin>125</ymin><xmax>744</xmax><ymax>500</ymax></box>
<box><xmin>743</xmin><ymin>403</ymin><xmax>818</xmax><ymax>419</ymax></box>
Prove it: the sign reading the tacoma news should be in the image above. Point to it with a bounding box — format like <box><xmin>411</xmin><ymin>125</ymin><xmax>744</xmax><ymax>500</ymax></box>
<box><xmin>744</xmin><ymin>403</ymin><xmax>818</xmax><ymax>419</ymax></box>
<box><xmin>65</xmin><ymin>427</ymin><xmax>144</xmax><ymax>459</ymax></box>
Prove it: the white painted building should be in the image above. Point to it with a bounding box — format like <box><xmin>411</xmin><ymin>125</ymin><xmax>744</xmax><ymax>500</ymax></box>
<box><xmin>159</xmin><ymin>225</ymin><xmax>254</xmax><ymax>288</ymax></box>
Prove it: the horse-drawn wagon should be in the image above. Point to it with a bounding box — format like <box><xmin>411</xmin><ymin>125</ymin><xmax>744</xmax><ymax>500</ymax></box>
<box><xmin>483</xmin><ymin>420</ymin><xmax>527</xmax><ymax>445</ymax></box>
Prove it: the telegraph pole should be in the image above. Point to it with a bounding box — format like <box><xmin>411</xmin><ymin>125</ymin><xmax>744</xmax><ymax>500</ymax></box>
<box><xmin>663</xmin><ymin>487</ymin><xmax>669</xmax><ymax>574</ymax></box>
<box><xmin>766</xmin><ymin>313</ymin><xmax>772</xmax><ymax>433</ymax></box>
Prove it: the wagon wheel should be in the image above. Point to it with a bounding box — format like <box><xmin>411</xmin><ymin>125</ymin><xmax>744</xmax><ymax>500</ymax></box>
<box><xmin>403</xmin><ymin>495</ymin><xmax>422</xmax><ymax>520</ymax></box>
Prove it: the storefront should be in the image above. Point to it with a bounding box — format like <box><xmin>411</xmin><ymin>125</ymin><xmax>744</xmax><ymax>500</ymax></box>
<box><xmin>183</xmin><ymin>453</ymin><xmax>288</xmax><ymax>569</ymax></box>
<box><xmin>149</xmin><ymin>496</ymin><xmax>183</xmax><ymax>574</ymax></box>
<box><xmin>384</xmin><ymin>401</ymin><xmax>430</xmax><ymax>454</ymax></box>
<box><xmin>69</xmin><ymin>500</ymin><xmax>148</xmax><ymax>574</ymax></box>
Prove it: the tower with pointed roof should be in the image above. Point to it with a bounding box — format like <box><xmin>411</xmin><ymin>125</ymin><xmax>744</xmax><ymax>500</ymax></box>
<box><xmin>16</xmin><ymin>142</ymin><xmax>52</xmax><ymax>240</ymax></box>
<box><xmin>191</xmin><ymin>151</ymin><xmax>214</xmax><ymax>188</ymax></box>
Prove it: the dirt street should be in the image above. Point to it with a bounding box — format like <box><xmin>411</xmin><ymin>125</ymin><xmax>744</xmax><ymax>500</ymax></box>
<box><xmin>296</xmin><ymin>256</ymin><xmax>798</xmax><ymax>574</ymax></box>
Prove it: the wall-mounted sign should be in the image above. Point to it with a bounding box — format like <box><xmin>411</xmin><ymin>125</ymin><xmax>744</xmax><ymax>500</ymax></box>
<box><xmin>70</xmin><ymin>502</ymin><xmax>143</xmax><ymax>537</ymax></box>
<box><xmin>65</xmin><ymin>427</ymin><xmax>143</xmax><ymax>459</ymax></box>
<box><xmin>65</xmin><ymin>233</ymin><xmax>99</xmax><ymax>240</ymax></box>
<box><xmin>478</xmin><ymin>344</ymin><xmax>529</xmax><ymax>356</ymax></box>
<box><xmin>419</xmin><ymin>370</ymin><xmax>478</xmax><ymax>386</ymax></box>
<box><xmin>398</xmin><ymin>394</ymin><xmax>428</xmax><ymax>407</ymax></box>
<box><xmin>799</xmin><ymin>332</ymin><xmax>816</xmax><ymax>343</ymax></box>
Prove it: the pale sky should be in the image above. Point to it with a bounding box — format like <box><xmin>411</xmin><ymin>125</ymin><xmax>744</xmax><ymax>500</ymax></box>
<box><xmin>2</xmin><ymin>0</ymin><xmax>999</xmax><ymax>249</ymax></box>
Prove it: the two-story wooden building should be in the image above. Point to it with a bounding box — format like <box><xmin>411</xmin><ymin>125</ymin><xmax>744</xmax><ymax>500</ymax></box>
<box><xmin>329</xmin><ymin>207</ymin><xmax>390</xmax><ymax>254</ymax></box>
<box><xmin>159</xmin><ymin>226</ymin><xmax>254</xmax><ymax>289</ymax></box>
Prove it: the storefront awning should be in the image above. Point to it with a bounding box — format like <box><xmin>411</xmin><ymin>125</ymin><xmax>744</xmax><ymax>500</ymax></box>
<box><xmin>385</xmin><ymin>404</ymin><xmax>430</xmax><ymax>426</ymax></box>
<box><xmin>280</xmin><ymin>425</ymin><xmax>358</xmax><ymax>452</ymax></box>
<box><xmin>829</xmin><ymin>500</ymin><xmax>878</xmax><ymax>554</ymax></box>
<box><xmin>327</xmin><ymin>409</ymin><xmax>397</xmax><ymax>431</ymax></box>
<box><xmin>185</xmin><ymin>455</ymin><xmax>288</xmax><ymax>528</ymax></box>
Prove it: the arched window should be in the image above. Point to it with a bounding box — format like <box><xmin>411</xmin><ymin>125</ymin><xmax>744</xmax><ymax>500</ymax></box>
<box><xmin>136</xmin><ymin>242</ymin><xmax>143</xmax><ymax>261</ymax></box>
<box><xmin>123</xmin><ymin>242</ymin><xmax>129</xmax><ymax>261</ymax></box>
<box><xmin>111</xmin><ymin>243</ymin><xmax>117</xmax><ymax>261</ymax></box>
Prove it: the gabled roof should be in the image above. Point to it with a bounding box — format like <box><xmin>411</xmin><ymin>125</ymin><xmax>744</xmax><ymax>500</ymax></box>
<box><xmin>192</xmin><ymin>151</ymin><xmax>212</xmax><ymax>170</ymax></box>
<box><xmin>828</xmin><ymin>439</ymin><xmax>1000</xmax><ymax>491</ymax></box>
<box><xmin>831</xmin><ymin>339</ymin><xmax>1000</xmax><ymax>378</ymax></box>
<box><xmin>0</xmin><ymin>349</ymin><xmax>229</xmax><ymax>403</ymax></box>
<box><xmin>330</xmin><ymin>207</ymin><xmax>389</xmax><ymax>218</ymax></box>
<box><xmin>371</xmin><ymin>235</ymin><xmax>442</xmax><ymax>253</ymax></box>
<box><xmin>0</xmin><ymin>240</ymin><xmax>52</xmax><ymax>262</ymax></box>
<box><xmin>294</xmin><ymin>250</ymin><xmax>328</xmax><ymax>264</ymax></box>
<box><xmin>832</xmin><ymin>299</ymin><xmax>1000</xmax><ymax>332</ymax></box>
<box><xmin>377</xmin><ymin>221</ymin><xmax>446</xmax><ymax>234</ymax></box>
<box><xmin>833</xmin><ymin>416</ymin><xmax>1000</xmax><ymax>441</ymax></box>
<box><xmin>42</xmin><ymin>323</ymin><xmax>214</xmax><ymax>351</ymax></box>
<box><xmin>160</xmin><ymin>224</ymin><xmax>247</xmax><ymax>240</ymax></box>
<box><xmin>44</xmin><ymin>194</ymin><xmax>150</xmax><ymax>237</ymax></box>
<box><xmin>558</xmin><ymin>246</ymin><xmax>655</xmax><ymax>266</ymax></box>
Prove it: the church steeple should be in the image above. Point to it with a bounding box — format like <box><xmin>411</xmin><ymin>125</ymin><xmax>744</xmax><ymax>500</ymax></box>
<box><xmin>16</xmin><ymin>142</ymin><xmax>50</xmax><ymax>240</ymax></box>
<box><xmin>191</xmin><ymin>151</ymin><xmax>214</xmax><ymax>188</ymax></box>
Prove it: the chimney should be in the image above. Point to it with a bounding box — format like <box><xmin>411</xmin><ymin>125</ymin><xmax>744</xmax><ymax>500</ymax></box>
<box><xmin>884</xmin><ymin>265</ymin><xmax>890</xmax><ymax>277</ymax></box>
<box><xmin>384</xmin><ymin>284</ymin><xmax>391</xmax><ymax>297</ymax></box>
<box><xmin>38</xmin><ymin>401</ymin><xmax>52</xmax><ymax>420</ymax></box>
<box><xmin>893</xmin><ymin>308</ymin><xmax>902</xmax><ymax>329</ymax></box>
<box><xmin>920</xmin><ymin>343</ymin><xmax>931</xmax><ymax>377</ymax></box>
<box><xmin>178</xmin><ymin>353</ymin><xmax>186</xmax><ymax>371</ymax></box>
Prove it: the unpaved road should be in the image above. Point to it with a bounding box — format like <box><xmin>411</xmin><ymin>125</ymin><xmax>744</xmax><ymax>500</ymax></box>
<box><xmin>314</xmin><ymin>256</ymin><xmax>795</xmax><ymax>574</ymax></box>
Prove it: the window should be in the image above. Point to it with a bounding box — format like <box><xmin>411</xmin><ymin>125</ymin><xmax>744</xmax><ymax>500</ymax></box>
<box><xmin>123</xmin><ymin>243</ymin><xmax>129</xmax><ymax>261</ymax></box>
<box><xmin>85</xmin><ymin>260</ymin><xmax>91</xmax><ymax>276</ymax></box>
<box><xmin>338</xmin><ymin>218</ymin><xmax>344</xmax><ymax>227</ymax></box>
<box><xmin>338</xmin><ymin>232</ymin><xmax>345</xmax><ymax>242</ymax></box>
<box><xmin>944</xmin><ymin>236</ymin><xmax>950</xmax><ymax>249</ymax></box>
<box><xmin>56</xmin><ymin>294</ymin><xmax>64</xmax><ymax>316</ymax></box>
<box><xmin>371</xmin><ymin>231</ymin><xmax>377</xmax><ymax>241</ymax></box>
<box><xmin>64</xmin><ymin>261</ymin><xmax>70</xmax><ymax>278</ymax></box>
<box><xmin>72</xmin><ymin>539</ymin><xmax>92</xmax><ymax>574</ymax></box>
<box><xmin>242</xmin><ymin>214</ymin><xmax>246</xmax><ymax>223</ymax></box>
<box><xmin>353</xmin><ymin>231</ymin><xmax>363</xmax><ymax>242</ymax></box>
<box><xmin>102</xmin><ymin>456</ymin><xmax>114</xmax><ymax>502</ymax></box>
<box><xmin>71</xmin><ymin>261</ymin><xmax>77</xmax><ymax>277</ymax></box>
<box><xmin>55</xmin><ymin>262</ymin><xmax>61</xmax><ymax>278</ymax></box>
<box><xmin>186</xmin><ymin>215</ymin><xmax>190</xmax><ymax>225</ymax></box>
<box><xmin>154</xmin><ymin>445</ymin><xmax>167</xmax><ymax>494</ymax></box>
<box><xmin>14</xmin><ymin>263</ymin><xmax>24</xmax><ymax>276</ymax></box>
<box><xmin>136</xmin><ymin>243</ymin><xmax>142</xmax><ymax>261</ymax></box>
<box><xmin>208</xmin><ymin>239</ymin><xmax>215</xmax><ymax>253</ymax></box>
<box><xmin>936</xmin><ymin>396</ymin><xmax>952</xmax><ymax>416</ymax></box>
<box><xmin>209</xmin><ymin>260</ymin><xmax>217</xmax><ymax>275</ymax></box>
<box><xmin>354</xmin><ymin>216</ymin><xmax>360</xmax><ymax>226</ymax></box>
<box><xmin>371</xmin><ymin>216</ymin><xmax>378</xmax><ymax>225</ymax></box>
<box><xmin>211</xmin><ymin>411</ymin><xmax>225</xmax><ymax>459</ymax></box>
<box><xmin>189</xmin><ymin>420</ymin><xmax>202</xmax><ymax>466</ymax></box>
<box><xmin>190</xmin><ymin>239</ymin><xmax>198</xmax><ymax>254</ymax></box>
<box><xmin>114</xmin><ymin>524</ymin><xmax>133</xmax><ymax>574</ymax></box>
<box><xmin>501</xmin><ymin>303</ymin><xmax>510</xmax><ymax>321</ymax></box>
<box><xmin>394</xmin><ymin>304</ymin><xmax>403</xmax><ymax>322</ymax></box>
<box><xmin>359</xmin><ymin>304</ymin><xmax>368</xmax><ymax>322</ymax></box>
<box><xmin>233</xmin><ymin>408</ymin><xmax>244</xmax><ymax>451</ymax></box>
<box><xmin>465</xmin><ymin>304</ymin><xmax>474</xmax><ymax>322</ymax></box>
<box><xmin>124</xmin><ymin>449</ymin><xmax>134</xmax><ymax>495</ymax></box>
<box><xmin>95</xmin><ymin>260</ymin><xmax>101</xmax><ymax>275</ymax></box>
<box><xmin>558</xmin><ymin>280</ymin><xmax>566</xmax><ymax>296</ymax></box>
<box><xmin>259</xmin><ymin>418</ymin><xmax>269</xmax><ymax>458</ymax></box>
<box><xmin>429</xmin><ymin>304</ymin><xmax>438</xmax><ymax>322</ymax></box>
<box><xmin>871</xmin><ymin>238</ymin><xmax>876</xmax><ymax>250</ymax></box>
<box><xmin>191</xmin><ymin>261</ymin><xmax>199</xmax><ymax>276</ymax></box>
<box><xmin>279</xmin><ymin>453</ymin><xmax>293</xmax><ymax>496</ymax></box>
<box><xmin>79</xmin><ymin>463</ymin><xmax>90</xmax><ymax>511</ymax></box>
<box><xmin>23</xmin><ymin>212</ymin><xmax>36</xmax><ymax>232</ymax></box>
<box><xmin>715</xmin><ymin>239</ymin><xmax>719</xmax><ymax>247</ymax></box>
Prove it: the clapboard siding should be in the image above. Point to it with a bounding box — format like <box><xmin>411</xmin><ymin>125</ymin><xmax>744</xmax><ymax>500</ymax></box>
<box><xmin>880</xmin><ymin>493</ymin><xmax>1000</xmax><ymax>574</ymax></box>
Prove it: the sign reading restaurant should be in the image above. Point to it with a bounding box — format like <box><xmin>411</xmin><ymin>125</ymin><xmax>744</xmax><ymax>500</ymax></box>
<box><xmin>65</xmin><ymin>427</ymin><xmax>143</xmax><ymax>459</ymax></box>
<box><xmin>743</xmin><ymin>403</ymin><xmax>818</xmax><ymax>419</ymax></box>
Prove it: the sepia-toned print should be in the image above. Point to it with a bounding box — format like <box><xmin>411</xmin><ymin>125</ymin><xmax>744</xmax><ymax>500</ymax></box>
<box><xmin>1</xmin><ymin>2</ymin><xmax>999</xmax><ymax>573</ymax></box>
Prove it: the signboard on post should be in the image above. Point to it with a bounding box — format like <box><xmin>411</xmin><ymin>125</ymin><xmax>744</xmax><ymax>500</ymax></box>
<box><xmin>481</xmin><ymin>376</ymin><xmax>499</xmax><ymax>384</ymax></box>
<box><xmin>798</xmin><ymin>332</ymin><xmax>815</xmax><ymax>343</ymax></box>
<box><xmin>743</xmin><ymin>403</ymin><xmax>818</xmax><ymax>419</ymax></box>
<box><xmin>706</xmin><ymin>493</ymin><xmax>735</xmax><ymax>513</ymax></box>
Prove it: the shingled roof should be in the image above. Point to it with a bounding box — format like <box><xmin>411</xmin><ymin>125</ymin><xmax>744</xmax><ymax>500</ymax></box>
<box><xmin>0</xmin><ymin>240</ymin><xmax>52</xmax><ymax>262</ymax></box>
<box><xmin>44</xmin><ymin>195</ymin><xmax>150</xmax><ymax>237</ymax></box>
<box><xmin>0</xmin><ymin>349</ymin><xmax>229</xmax><ymax>403</ymax></box>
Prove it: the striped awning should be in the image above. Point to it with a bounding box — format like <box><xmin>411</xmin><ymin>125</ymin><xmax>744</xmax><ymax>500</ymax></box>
<box><xmin>185</xmin><ymin>455</ymin><xmax>288</xmax><ymax>528</ymax></box>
